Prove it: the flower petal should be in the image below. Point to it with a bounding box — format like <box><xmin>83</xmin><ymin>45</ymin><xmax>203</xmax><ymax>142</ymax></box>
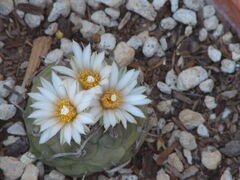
<box><xmin>116</xmin><ymin>69</ymin><xmax>136</xmax><ymax>90</ymax></box>
<box><xmin>71</xmin><ymin>125</ymin><xmax>81</xmax><ymax>144</ymax></box>
<box><xmin>122</xmin><ymin>104</ymin><xmax>145</xmax><ymax>118</ymax></box>
<box><xmin>28</xmin><ymin>110</ymin><xmax>53</xmax><ymax>119</ymax></box>
<box><xmin>109</xmin><ymin>62</ymin><xmax>119</xmax><ymax>89</ymax></box>
<box><xmin>72</xmin><ymin>40</ymin><xmax>83</xmax><ymax>68</ymax></box>
<box><xmin>30</xmin><ymin>101</ymin><xmax>54</xmax><ymax>110</ymax></box>
<box><xmin>52</xmin><ymin>66</ymin><xmax>75</xmax><ymax>78</ymax></box>
<box><xmin>93</xmin><ymin>51</ymin><xmax>105</xmax><ymax>71</ymax></box>
<box><xmin>51</xmin><ymin>72</ymin><xmax>66</xmax><ymax>98</ymax></box>
<box><xmin>82</xmin><ymin>44</ymin><xmax>91</xmax><ymax>69</ymax></box>
<box><xmin>40</xmin><ymin>77</ymin><xmax>56</xmax><ymax>94</ymax></box>
<box><xmin>39</xmin><ymin>123</ymin><xmax>62</xmax><ymax>144</ymax></box>
<box><xmin>63</xmin><ymin>124</ymin><xmax>72</xmax><ymax>145</ymax></box>
<box><xmin>38</xmin><ymin>87</ymin><xmax>58</xmax><ymax>102</ymax></box>
<box><xmin>77</xmin><ymin>113</ymin><xmax>95</xmax><ymax>125</ymax></box>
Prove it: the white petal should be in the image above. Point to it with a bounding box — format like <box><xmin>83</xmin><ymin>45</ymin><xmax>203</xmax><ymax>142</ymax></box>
<box><xmin>121</xmin><ymin>80</ymin><xmax>137</xmax><ymax>96</ymax></box>
<box><xmin>40</xmin><ymin>119</ymin><xmax>57</xmax><ymax>132</ymax></box>
<box><xmin>121</xmin><ymin>110</ymin><xmax>137</xmax><ymax>124</ymax></box>
<box><xmin>33</xmin><ymin>118</ymin><xmax>48</xmax><ymax>125</ymax></box>
<box><xmin>72</xmin><ymin>91</ymin><xmax>84</xmax><ymax>107</ymax></box>
<box><xmin>77</xmin><ymin>113</ymin><xmax>95</xmax><ymax>125</ymax></box>
<box><xmin>130</xmin><ymin>86</ymin><xmax>147</xmax><ymax>95</ymax></box>
<box><xmin>28</xmin><ymin>92</ymin><xmax>46</xmax><ymax>102</ymax></box>
<box><xmin>100</xmin><ymin>65</ymin><xmax>111</xmax><ymax>79</ymax></box>
<box><xmin>65</xmin><ymin>79</ymin><xmax>77</xmax><ymax>100</ymax></box>
<box><xmin>30</xmin><ymin>101</ymin><xmax>54</xmax><ymax>110</ymax></box>
<box><xmin>40</xmin><ymin>78</ymin><xmax>56</xmax><ymax>94</ymax></box>
<box><xmin>116</xmin><ymin>69</ymin><xmax>135</xmax><ymax>90</ymax></box>
<box><xmin>73</xmin><ymin>118</ymin><xmax>85</xmax><ymax>134</ymax></box>
<box><xmin>109</xmin><ymin>62</ymin><xmax>119</xmax><ymax>89</ymax></box>
<box><xmin>63</xmin><ymin>124</ymin><xmax>72</xmax><ymax>145</ymax></box>
<box><xmin>70</xmin><ymin>60</ymin><xmax>80</xmax><ymax>74</ymax></box>
<box><xmin>103</xmin><ymin>111</ymin><xmax>111</xmax><ymax>130</ymax></box>
<box><xmin>71</xmin><ymin>125</ymin><xmax>81</xmax><ymax>144</ymax></box>
<box><xmin>72</xmin><ymin>40</ymin><xmax>83</xmax><ymax>68</ymax></box>
<box><xmin>76</xmin><ymin>94</ymin><xmax>93</xmax><ymax>112</ymax></box>
<box><xmin>122</xmin><ymin>104</ymin><xmax>145</xmax><ymax>118</ymax></box>
<box><xmin>51</xmin><ymin>72</ymin><xmax>66</xmax><ymax>98</ymax></box>
<box><xmin>107</xmin><ymin>110</ymin><xmax>117</xmax><ymax>127</ymax></box>
<box><xmin>52</xmin><ymin>66</ymin><xmax>75</xmax><ymax>78</ymax></box>
<box><xmin>39</xmin><ymin>123</ymin><xmax>62</xmax><ymax>144</ymax></box>
<box><xmin>93</xmin><ymin>52</ymin><xmax>105</xmax><ymax>71</ymax></box>
<box><xmin>124</xmin><ymin>94</ymin><xmax>147</xmax><ymax>103</ymax></box>
<box><xmin>28</xmin><ymin>110</ymin><xmax>53</xmax><ymax>119</ymax></box>
<box><xmin>115</xmin><ymin>109</ymin><xmax>127</xmax><ymax>128</ymax></box>
<box><xmin>82</xmin><ymin>44</ymin><xmax>91</xmax><ymax>69</ymax></box>
<box><xmin>38</xmin><ymin>87</ymin><xmax>58</xmax><ymax>102</ymax></box>
<box><xmin>60</xmin><ymin>129</ymin><xmax>64</xmax><ymax>144</ymax></box>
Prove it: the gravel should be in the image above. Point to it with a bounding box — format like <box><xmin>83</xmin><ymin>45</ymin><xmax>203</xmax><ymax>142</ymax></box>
<box><xmin>157</xmin><ymin>100</ymin><xmax>173</xmax><ymax>115</ymax></box>
<box><xmin>170</xmin><ymin>0</ymin><xmax>179</xmax><ymax>12</ymax></box>
<box><xmin>142</xmin><ymin>37</ymin><xmax>160</xmax><ymax>57</ymax></box>
<box><xmin>204</xmin><ymin>95</ymin><xmax>217</xmax><ymax>110</ymax></box>
<box><xmin>98</xmin><ymin>33</ymin><xmax>116</xmax><ymax>50</ymax></box>
<box><xmin>173</xmin><ymin>8</ymin><xmax>197</xmax><ymax>26</ymax></box>
<box><xmin>179</xmin><ymin>131</ymin><xmax>197</xmax><ymax>150</ymax></box>
<box><xmin>60</xmin><ymin>38</ymin><xmax>73</xmax><ymax>56</ymax></box>
<box><xmin>199</xmin><ymin>28</ymin><xmax>208</xmax><ymax>42</ymax></box>
<box><xmin>44</xmin><ymin>49</ymin><xmax>64</xmax><ymax>64</ymax></box>
<box><xmin>80</xmin><ymin>20</ymin><xmax>101</xmax><ymax>39</ymax></box>
<box><xmin>199</xmin><ymin>79</ymin><xmax>214</xmax><ymax>93</ymax></box>
<box><xmin>160</xmin><ymin>17</ymin><xmax>177</xmax><ymax>30</ymax></box>
<box><xmin>7</xmin><ymin>121</ymin><xmax>26</xmax><ymax>136</ymax></box>
<box><xmin>183</xmin><ymin>0</ymin><xmax>204</xmax><ymax>11</ymax></box>
<box><xmin>105</xmin><ymin>8</ymin><xmax>120</xmax><ymax>20</ymax></box>
<box><xmin>45</xmin><ymin>170</ymin><xmax>65</xmax><ymax>180</ymax></box>
<box><xmin>0</xmin><ymin>103</ymin><xmax>17</xmax><ymax>120</ymax></box>
<box><xmin>0</xmin><ymin>0</ymin><xmax>14</xmax><ymax>15</ymax></box>
<box><xmin>153</xmin><ymin>0</ymin><xmax>167</xmax><ymax>10</ymax></box>
<box><xmin>204</xmin><ymin>16</ymin><xmax>219</xmax><ymax>31</ymax></box>
<box><xmin>127</xmin><ymin>36</ymin><xmax>143</xmax><ymax>50</ymax></box>
<box><xmin>221</xmin><ymin>59</ymin><xmax>236</xmax><ymax>73</ymax></box>
<box><xmin>197</xmin><ymin>124</ymin><xmax>209</xmax><ymax>137</ymax></box>
<box><xmin>29</xmin><ymin>0</ymin><xmax>47</xmax><ymax>8</ymax></box>
<box><xmin>70</xmin><ymin>0</ymin><xmax>86</xmax><ymax>16</ymax></box>
<box><xmin>96</xmin><ymin>0</ymin><xmax>124</xmax><ymax>8</ymax></box>
<box><xmin>47</xmin><ymin>0</ymin><xmax>70</xmax><ymax>22</ymax></box>
<box><xmin>201</xmin><ymin>147</ymin><xmax>222</xmax><ymax>170</ymax></box>
<box><xmin>21</xmin><ymin>164</ymin><xmax>39</xmax><ymax>180</ymax></box>
<box><xmin>0</xmin><ymin>78</ymin><xmax>15</xmax><ymax>98</ymax></box>
<box><xmin>208</xmin><ymin>45</ymin><xmax>222</xmax><ymax>62</ymax></box>
<box><xmin>167</xmin><ymin>152</ymin><xmax>184</xmax><ymax>172</ymax></box>
<box><xmin>44</xmin><ymin>22</ymin><xmax>58</xmax><ymax>36</ymax></box>
<box><xmin>156</xmin><ymin>169</ymin><xmax>170</xmax><ymax>180</ymax></box>
<box><xmin>220</xmin><ymin>168</ymin><xmax>233</xmax><ymax>180</ymax></box>
<box><xmin>157</xmin><ymin>81</ymin><xmax>172</xmax><ymax>94</ymax></box>
<box><xmin>203</xmin><ymin>5</ymin><xmax>216</xmax><ymax>19</ymax></box>
<box><xmin>91</xmin><ymin>10</ymin><xmax>111</xmax><ymax>26</ymax></box>
<box><xmin>114</xmin><ymin>42</ymin><xmax>135</xmax><ymax>67</ymax></box>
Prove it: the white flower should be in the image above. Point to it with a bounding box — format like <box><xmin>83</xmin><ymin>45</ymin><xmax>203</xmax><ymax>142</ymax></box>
<box><xmin>91</xmin><ymin>63</ymin><xmax>151</xmax><ymax>130</ymax></box>
<box><xmin>28</xmin><ymin>72</ymin><xmax>95</xmax><ymax>145</ymax></box>
<box><xmin>52</xmin><ymin>41</ymin><xmax>111</xmax><ymax>94</ymax></box>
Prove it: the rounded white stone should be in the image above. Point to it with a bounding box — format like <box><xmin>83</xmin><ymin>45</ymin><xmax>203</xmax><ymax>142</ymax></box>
<box><xmin>143</xmin><ymin>37</ymin><xmax>160</xmax><ymax>57</ymax></box>
<box><xmin>208</xmin><ymin>45</ymin><xmax>222</xmax><ymax>62</ymax></box>
<box><xmin>199</xmin><ymin>79</ymin><xmax>214</xmax><ymax>93</ymax></box>
<box><xmin>127</xmin><ymin>36</ymin><xmax>143</xmax><ymax>50</ymax></box>
<box><xmin>197</xmin><ymin>124</ymin><xmax>209</xmax><ymax>137</ymax></box>
<box><xmin>203</xmin><ymin>5</ymin><xmax>215</xmax><ymax>19</ymax></box>
<box><xmin>0</xmin><ymin>103</ymin><xmax>16</xmax><ymax>120</ymax></box>
<box><xmin>183</xmin><ymin>0</ymin><xmax>204</xmax><ymax>11</ymax></box>
<box><xmin>161</xmin><ymin>17</ymin><xmax>177</xmax><ymax>30</ymax></box>
<box><xmin>204</xmin><ymin>16</ymin><xmax>219</xmax><ymax>31</ymax></box>
<box><xmin>179</xmin><ymin>131</ymin><xmax>197</xmax><ymax>150</ymax></box>
<box><xmin>201</xmin><ymin>147</ymin><xmax>222</xmax><ymax>170</ymax></box>
<box><xmin>221</xmin><ymin>59</ymin><xmax>236</xmax><ymax>73</ymax></box>
<box><xmin>44</xmin><ymin>49</ymin><xmax>64</xmax><ymax>64</ymax></box>
<box><xmin>70</xmin><ymin>0</ymin><xmax>86</xmax><ymax>15</ymax></box>
<box><xmin>91</xmin><ymin>10</ymin><xmax>111</xmax><ymax>26</ymax></box>
<box><xmin>44</xmin><ymin>22</ymin><xmax>58</xmax><ymax>35</ymax></box>
<box><xmin>99</xmin><ymin>33</ymin><xmax>116</xmax><ymax>50</ymax></box>
<box><xmin>204</xmin><ymin>95</ymin><xmax>217</xmax><ymax>110</ymax></box>
<box><xmin>199</xmin><ymin>28</ymin><xmax>208</xmax><ymax>42</ymax></box>
<box><xmin>25</xmin><ymin>14</ymin><xmax>44</xmax><ymax>29</ymax></box>
<box><xmin>173</xmin><ymin>8</ymin><xmax>197</xmax><ymax>26</ymax></box>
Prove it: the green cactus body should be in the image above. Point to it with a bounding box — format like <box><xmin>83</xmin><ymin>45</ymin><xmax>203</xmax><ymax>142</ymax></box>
<box><xmin>24</xmin><ymin>67</ymin><xmax>149</xmax><ymax>177</ymax></box>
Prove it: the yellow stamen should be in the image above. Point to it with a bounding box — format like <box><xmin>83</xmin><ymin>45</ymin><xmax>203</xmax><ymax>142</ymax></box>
<box><xmin>77</xmin><ymin>70</ymin><xmax>100</xmax><ymax>89</ymax></box>
<box><xmin>55</xmin><ymin>99</ymin><xmax>77</xmax><ymax>123</ymax></box>
<box><xmin>100</xmin><ymin>90</ymin><xmax>122</xmax><ymax>109</ymax></box>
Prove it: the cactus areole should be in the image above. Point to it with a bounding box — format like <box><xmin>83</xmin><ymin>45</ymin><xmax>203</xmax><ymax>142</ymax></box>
<box><xmin>24</xmin><ymin>67</ymin><xmax>149</xmax><ymax>177</ymax></box>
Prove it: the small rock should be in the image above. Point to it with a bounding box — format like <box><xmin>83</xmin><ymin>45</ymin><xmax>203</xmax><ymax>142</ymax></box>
<box><xmin>221</xmin><ymin>108</ymin><xmax>232</xmax><ymax>120</ymax></box>
<box><xmin>29</xmin><ymin>0</ymin><xmax>47</xmax><ymax>8</ymax></box>
<box><xmin>201</xmin><ymin>147</ymin><xmax>222</xmax><ymax>170</ymax></box>
<box><xmin>96</xmin><ymin>0</ymin><xmax>124</xmax><ymax>8</ymax></box>
<box><xmin>159</xmin><ymin>36</ymin><xmax>168</xmax><ymax>51</ymax></box>
<box><xmin>15</xmin><ymin>0</ymin><xmax>27</xmax><ymax>18</ymax></box>
<box><xmin>114</xmin><ymin>42</ymin><xmax>135</xmax><ymax>67</ymax></box>
<box><xmin>60</xmin><ymin>38</ymin><xmax>72</xmax><ymax>56</ymax></box>
<box><xmin>157</xmin><ymin>100</ymin><xmax>173</xmax><ymax>114</ymax></box>
<box><xmin>156</xmin><ymin>169</ymin><xmax>170</xmax><ymax>180</ymax></box>
<box><xmin>8</xmin><ymin>85</ymin><xmax>26</xmax><ymax>104</ymax></box>
<box><xmin>70</xmin><ymin>0</ymin><xmax>86</xmax><ymax>15</ymax></box>
<box><xmin>160</xmin><ymin>17</ymin><xmax>177</xmax><ymax>30</ymax></box>
<box><xmin>48</xmin><ymin>0</ymin><xmax>70</xmax><ymax>22</ymax></box>
<box><xmin>158</xmin><ymin>118</ymin><xmax>166</xmax><ymax>129</ymax></box>
<box><xmin>197</xmin><ymin>124</ymin><xmax>209</xmax><ymax>137</ymax></box>
<box><xmin>0</xmin><ymin>103</ymin><xmax>16</xmax><ymax>120</ymax></box>
<box><xmin>122</xmin><ymin>175</ymin><xmax>138</xmax><ymax>180</ymax></box>
<box><xmin>177</xmin><ymin>66</ymin><xmax>208</xmax><ymax>91</ymax></box>
<box><xmin>203</xmin><ymin>5</ymin><xmax>215</xmax><ymax>19</ymax></box>
<box><xmin>170</xmin><ymin>0</ymin><xmax>179</xmax><ymax>12</ymax></box>
<box><xmin>0</xmin><ymin>97</ymin><xmax>7</xmax><ymax>104</ymax></box>
<box><xmin>21</xmin><ymin>164</ymin><xmax>39</xmax><ymax>180</ymax></box>
<box><xmin>173</xmin><ymin>8</ymin><xmax>197</xmax><ymax>26</ymax></box>
<box><xmin>184</xmin><ymin>25</ymin><xmax>193</xmax><ymax>36</ymax></box>
<box><xmin>69</xmin><ymin>12</ymin><xmax>82</xmax><ymax>25</ymax></box>
<box><xmin>152</xmin><ymin>0</ymin><xmax>167</xmax><ymax>10</ymax></box>
<box><xmin>80</xmin><ymin>20</ymin><xmax>101</xmax><ymax>39</ymax></box>
<box><xmin>208</xmin><ymin>45</ymin><xmax>222</xmax><ymax>62</ymax></box>
<box><xmin>156</xmin><ymin>45</ymin><xmax>165</xmax><ymax>57</ymax></box>
<box><xmin>168</xmin><ymin>152</ymin><xmax>184</xmax><ymax>172</ymax></box>
<box><xmin>105</xmin><ymin>8</ymin><xmax>120</xmax><ymax>20</ymax></box>
<box><xmin>162</xmin><ymin>122</ymin><xmax>174</xmax><ymax>134</ymax></box>
<box><xmin>143</xmin><ymin>37</ymin><xmax>160</xmax><ymax>57</ymax></box>
<box><xmin>165</xmin><ymin>69</ymin><xmax>177</xmax><ymax>90</ymax></box>
<box><xmin>137</xmin><ymin>31</ymin><xmax>149</xmax><ymax>44</ymax></box>
<box><xmin>232</xmin><ymin>52</ymin><xmax>240</xmax><ymax>61</ymax></box>
<box><xmin>44</xmin><ymin>22</ymin><xmax>58</xmax><ymax>35</ymax></box>
<box><xmin>126</xmin><ymin>0</ymin><xmax>157</xmax><ymax>21</ymax></box>
<box><xmin>118</xmin><ymin>11</ymin><xmax>131</xmax><ymax>30</ymax></box>
<box><xmin>0</xmin><ymin>77</ymin><xmax>15</xmax><ymax>98</ymax></box>
<box><xmin>24</xmin><ymin>13</ymin><xmax>44</xmax><ymax>28</ymax></box>
<box><xmin>204</xmin><ymin>95</ymin><xmax>217</xmax><ymax>110</ymax></box>
<box><xmin>7</xmin><ymin>121</ymin><xmax>26</xmax><ymax>136</ymax></box>
<box><xmin>45</xmin><ymin>170</ymin><xmax>65</xmax><ymax>180</ymax></box>
<box><xmin>91</xmin><ymin>10</ymin><xmax>111</xmax><ymax>26</ymax></box>
<box><xmin>3</xmin><ymin>136</ymin><xmax>19</xmax><ymax>146</ymax></box>
<box><xmin>157</xmin><ymin>81</ymin><xmax>172</xmax><ymax>94</ymax></box>
<box><xmin>221</xmin><ymin>59</ymin><xmax>236</xmax><ymax>73</ymax></box>
<box><xmin>98</xmin><ymin>33</ymin><xmax>116</xmax><ymax>50</ymax></box>
<box><xmin>199</xmin><ymin>79</ymin><xmax>214</xmax><ymax>93</ymax></box>
<box><xmin>36</xmin><ymin>161</ymin><xmax>44</xmax><ymax>178</ymax></box>
<box><xmin>0</xmin><ymin>0</ymin><xmax>14</xmax><ymax>15</ymax></box>
<box><xmin>179</xmin><ymin>131</ymin><xmax>197</xmax><ymax>150</ymax></box>
<box><xmin>0</xmin><ymin>156</ymin><xmax>25</xmax><ymax>180</ymax></box>
<box><xmin>44</xmin><ymin>49</ymin><xmax>64</xmax><ymax>64</ymax></box>
<box><xmin>86</xmin><ymin>0</ymin><xmax>100</xmax><ymax>9</ymax></box>
<box><xmin>182</xmin><ymin>166</ymin><xmax>199</xmax><ymax>179</ymax></box>
<box><xmin>220</xmin><ymin>168</ymin><xmax>232</xmax><ymax>180</ymax></box>
<box><xmin>183</xmin><ymin>0</ymin><xmax>204</xmax><ymax>11</ymax></box>
<box><xmin>183</xmin><ymin>149</ymin><xmax>192</xmax><ymax>164</ymax></box>
<box><xmin>204</xmin><ymin>16</ymin><xmax>219</xmax><ymax>31</ymax></box>
<box><xmin>213</xmin><ymin>24</ymin><xmax>224</xmax><ymax>38</ymax></box>
<box><xmin>222</xmin><ymin>32</ymin><xmax>233</xmax><ymax>44</ymax></box>
<box><xmin>221</xmin><ymin>90</ymin><xmax>238</xmax><ymax>99</ymax></box>
<box><xmin>199</xmin><ymin>28</ymin><xmax>208</xmax><ymax>42</ymax></box>
<box><xmin>179</xmin><ymin>109</ymin><xmax>205</xmax><ymax>130</ymax></box>
<box><xmin>20</xmin><ymin>152</ymin><xmax>37</xmax><ymax>164</ymax></box>
<box><xmin>127</xmin><ymin>36</ymin><xmax>143</xmax><ymax>50</ymax></box>
<box><xmin>220</xmin><ymin>140</ymin><xmax>240</xmax><ymax>157</ymax></box>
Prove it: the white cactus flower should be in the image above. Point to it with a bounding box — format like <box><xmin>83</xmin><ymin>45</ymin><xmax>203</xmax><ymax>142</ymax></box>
<box><xmin>28</xmin><ymin>72</ymin><xmax>95</xmax><ymax>145</ymax></box>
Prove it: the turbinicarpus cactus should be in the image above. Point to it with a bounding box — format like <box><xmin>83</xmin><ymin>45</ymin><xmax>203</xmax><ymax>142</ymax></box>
<box><xmin>24</xmin><ymin>41</ymin><xmax>151</xmax><ymax>177</ymax></box>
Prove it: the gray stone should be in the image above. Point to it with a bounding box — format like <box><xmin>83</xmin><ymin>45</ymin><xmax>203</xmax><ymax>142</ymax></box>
<box><xmin>60</xmin><ymin>38</ymin><xmax>72</xmax><ymax>56</ymax></box>
<box><xmin>0</xmin><ymin>103</ymin><xmax>16</xmax><ymax>120</ymax></box>
<box><xmin>29</xmin><ymin>0</ymin><xmax>47</xmax><ymax>8</ymax></box>
<box><xmin>221</xmin><ymin>59</ymin><xmax>236</xmax><ymax>73</ymax></box>
<box><xmin>197</xmin><ymin>124</ymin><xmax>209</xmax><ymax>137</ymax></box>
<box><xmin>204</xmin><ymin>95</ymin><xmax>217</xmax><ymax>110</ymax></box>
<box><xmin>199</xmin><ymin>28</ymin><xmax>208</xmax><ymax>42</ymax></box>
<box><xmin>91</xmin><ymin>10</ymin><xmax>111</xmax><ymax>26</ymax></box>
<box><xmin>105</xmin><ymin>8</ymin><xmax>120</xmax><ymax>20</ymax></box>
<box><xmin>173</xmin><ymin>8</ymin><xmax>197</xmax><ymax>26</ymax></box>
<box><xmin>80</xmin><ymin>20</ymin><xmax>101</xmax><ymax>39</ymax></box>
<box><xmin>179</xmin><ymin>131</ymin><xmax>197</xmax><ymax>150</ymax></box>
<box><xmin>127</xmin><ymin>36</ymin><xmax>143</xmax><ymax>50</ymax></box>
<box><xmin>170</xmin><ymin>0</ymin><xmax>178</xmax><ymax>12</ymax></box>
<box><xmin>156</xmin><ymin>169</ymin><xmax>170</xmax><ymax>180</ymax></box>
<box><xmin>201</xmin><ymin>146</ymin><xmax>222</xmax><ymax>170</ymax></box>
<box><xmin>96</xmin><ymin>0</ymin><xmax>124</xmax><ymax>8</ymax></box>
<box><xmin>157</xmin><ymin>81</ymin><xmax>172</xmax><ymax>94</ymax></box>
<box><xmin>0</xmin><ymin>0</ymin><xmax>14</xmax><ymax>15</ymax></box>
<box><xmin>98</xmin><ymin>33</ymin><xmax>116</xmax><ymax>50</ymax></box>
<box><xmin>45</xmin><ymin>170</ymin><xmax>65</xmax><ymax>180</ymax></box>
<box><xmin>208</xmin><ymin>45</ymin><xmax>222</xmax><ymax>62</ymax></box>
<box><xmin>160</xmin><ymin>17</ymin><xmax>177</xmax><ymax>30</ymax></box>
<box><xmin>48</xmin><ymin>0</ymin><xmax>70</xmax><ymax>22</ymax></box>
<box><xmin>114</xmin><ymin>42</ymin><xmax>135</xmax><ymax>67</ymax></box>
<box><xmin>44</xmin><ymin>22</ymin><xmax>58</xmax><ymax>36</ymax></box>
<box><xmin>153</xmin><ymin>0</ymin><xmax>167</xmax><ymax>10</ymax></box>
<box><xmin>8</xmin><ymin>85</ymin><xmax>26</xmax><ymax>105</ymax></box>
<box><xmin>203</xmin><ymin>5</ymin><xmax>215</xmax><ymax>19</ymax></box>
<box><xmin>183</xmin><ymin>0</ymin><xmax>204</xmax><ymax>11</ymax></box>
<box><xmin>204</xmin><ymin>16</ymin><xmax>219</xmax><ymax>31</ymax></box>
<box><xmin>168</xmin><ymin>153</ymin><xmax>184</xmax><ymax>172</ymax></box>
<box><xmin>199</xmin><ymin>79</ymin><xmax>214</xmax><ymax>93</ymax></box>
<box><xmin>70</xmin><ymin>0</ymin><xmax>86</xmax><ymax>15</ymax></box>
<box><xmin>0</xmin><ymin>77</ymin><xmax>15</xmax><ymax>98</ymax></box>
<box><xmin>7</xmin><ymin>121</ymin><xmax>26</xmax><ymax>136</ymax></box>
<box><xmin>143</xmin><ymin>37</ymin><xmax>160</xmax><ymax>57</ymax></box>
<box><xmin>21</xmin><ymin>164</ymin><xmax>39</xmax><ymax>180</ymax></box>
<box><xmin>220</xmin><ymin>168</ymin><xmax>233</xmax><ymax>180</ymax></box>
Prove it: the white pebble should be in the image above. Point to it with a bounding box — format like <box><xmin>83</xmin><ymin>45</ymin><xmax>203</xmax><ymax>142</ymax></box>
<box><xmin>197</xmin><ymin>124</ymin><xmax>209</xmax><ymax>137</ymax></box>
<box><xmin>208</xmin><ymin>45</ymin><xmax>222</xmax><ymax>62</ymax></box>
<box><xmin>0</xmin><ymin>104</ymin><xmax>16</xmax><ymax>120</ymax></box>
<box><xmin>3</xmin><ymin>136</ymin><xmax>20</xmax><ymax>146</ymax></box>
<box><xmin>127</xmin><ymin>36</ymin><xmax>143</xmax><ymax>50</ymax></box>
<box><xmin>143</xmin><ymin>37</ymin><xmax>160</xmax><ymax>57</ymax></box>
<box><xmin>199</xmin><ymin>28</ymin><xmax>208</xmax><ymax>42</ymax></box>
<box><xmin>96</xmin><ymin>0</ymin><xmax>124</xmax><ymax>8</ymax></box>
<box><xmin>184</xmin><ymin>26</ymin><xmax>193</xmax><ymax>37</ymax></box>
<box><xmin>177</xmin><ymin>66</ymin><xmax>208</xmax><ymax>91</ymax></box>
<box><xmin>44</xmin><ymin>22</ymin><xmax>58</xmax><ymax>35</ymax></box>
<box><xmin>183</xmin><ymin>0</ymin><xmax>204</xmax><ymax>11</ymax></box>
<box><xmin>24</xmin><ymin>14</ymin><xmax>44</xmax><ymax>29</ymax></box>
<box><xmin>220</xmin><ymin>168</ymin><xmax>233</xmax><ymax>180</ymax></box>
<box><xmin>20</xmin><ymin>152</ymin><xmax>37</xmax><ymax>164</ymax></box>
<box><xmin>201</xmin><ymin>147</ymin><xmax>222</xmax><ymax>170</ymax></box>
<box><xmin>170</xmin><ymin>0</ymin><xmax>179</xmax><ymax>12</ymax></box>
<box><xmin>86</xmin><ymin>0</ymin><xmax>100</xmax><ymax>9</ymax></box>
<box><xmin>157</xmin><ymin>81</ymin><xmax>172</xmax><ymax>94</ymax></box>
<box><xmin>114</xmin><ymin>42</ymin><xmax>135</xmax><ymax>67</ymax></box>
<box><xmin>159</xmin><ymin>36</ymin><xmax>168</xmax><ymax>51</ymax></box>
<box><xmin>105</xmin><ymin>8</ymin><xmax>120</xmax><ymax>20</ymax></box>
<box><xmin>203</xmin><ymin>5</ymin><xmax>215</xmax><ymax>19</ymax></box>
<box><xmin>44</xmin><ymin>49</ymin><xmax>63</xmax><ymax>64</ymax></box>
<box><xmin>156</xmin><ymin>169</ymin><xmax>170</xmax><ymax>180</ymax></box>
<box><xmin>60</xmin><ymin>38</ymin><xmax>72</xmax><ymax>56</ymax></box>
<box><xmin>157</xmin><ymin>100</ymin><xmax>173</xmax><ymax>115</ymax></box>
<box><xmin>29</xmin><ymin>0</ymin><xmax>47</xmax><ymax>8</ymax></box>
<box><xmin>221</xmin><ymin>108</ymin><xmax>232</xmax><ymax>120</ymax></box>
<box><xmin>48</xmin><ymin>0</ymin><xmax>70</xmax><ymax>22</ymax></box>
<box><xmin>158</xmin><ymin>118</ymin><xmax>166</xmax><ymax>129</ymax></box>
<box><xmin>165</xmin><ymin>69</ymin><xmax>178</xmax><ymax>90</ymax></box>
<box><xmin>7</xmin><ymin>121</ymin><xmax>26</xmax><ymax>136</ymax></box>
<box><xmin>204</xmin><ymin>16</ymin><xmax>219</xmax><ymax>31</ymax></box>
<box><xmin>8</xmin><ymin>85</ymin><xmax>26</xmax><ymax>105</ymax></box>
<box><xmin>199</xmin><ymin>79</ymin><xmax>214</xmax><ymax>93</ymax></box>
<box><xmin>173</xmin><ymin>8</ymin><xmax>197</xmax><ymax>26</ymax></box>
<box><xmin>0</xmin><ymin>0</ymin><xmax>14</xmax><ymax>15</ymax></box>
<box><xmin>162</xmin><ymin>122</ymin><xmax>174</xmax><ymax>134</ymax></box>
<box><xmin>183</xmin><ymin>149</ymin><xmax>192</xmax><ymax>164</ymax></box>
<box><xmin>98</xmin><ymin>33</ymin><xmax>116</xmax><ymax>50</ymax></box>
<box><xmin>221</xmin><ymin>59</ymin><xmax>236</xmax><ymax>73</ymax></box>
<box><xmin>126</xmin><ymin>0</ymin><xmax>157</xmax><ymax>21</ymax></box>
<box><xmin>179</xmin><ymin>131</ymin><xmax>197</xmax><ymax>150</ymax></box>
<box><xmin>21</xmin><ymin>164</ymin><xmax>39</xmax><ymax>180</ymax></box>
<box><xmin>160</xmin><ymin>17</ymin><xmax>177</xmax><ymax>30</ymax></box>
<box><xmin>80</xmin><ymin>20</ymin><xmax>101</xmax><ymax>39</ymax></box>
<box><xmin>168</xmin><ymin>153</ymin><xmax>184</xmax><ymax>172</ymax></box>
<box><xmin>69</xmin><ymin>12</ymin><xmax>82</xmax><ymax>25</ymax></box>
<box><xmin>213</xmin><ymin>24</ymin><xmax>224</xmax><ymax>38</ymax></box>
<box><xmin>152</xmin><ymin>0</ymin><xmax>167</xmax><ymax>10</ymax></box>
<box><xmin>0</xmin><ymin>77</ymin><xmax>15</xmax><ymax>98</ymax></box>
<box><xmin>45</xmin><ymin>170</ymin><xmax>65</xmax><ymax>180</ymax></box>
<box><xmin>91</xmin><ymin>10</ymin><xmax>111</xmax><ymax>27</ymax></box>
<box><xmin>222</xmin><ymin>32</ymin><xmax>233</xmax><ymax>45</ymax></box>
<box><xmin>70</xmin><ymin>0</ymin><xmax>86</xmax><ymax>15</ymax></box>
<box><xmin>137</xmin><ymin>31</ymin><xmax>149</xmax><ymax>44</ymax></box>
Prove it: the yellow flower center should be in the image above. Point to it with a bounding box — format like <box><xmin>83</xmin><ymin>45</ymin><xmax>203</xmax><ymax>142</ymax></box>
<box><xmin>100</xmin><ymin>90</ymin><xmax>122</xmax><ymax>109</ymax></box>
<box><xmin>55</xmin><ymin>99</ymin><xmax>77</xmax><ymax>123</ymax></box>
<box><xmin>77</xmin><ymin>71</ymin><xmax>100</xmax><ymax>89</ymax></box>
